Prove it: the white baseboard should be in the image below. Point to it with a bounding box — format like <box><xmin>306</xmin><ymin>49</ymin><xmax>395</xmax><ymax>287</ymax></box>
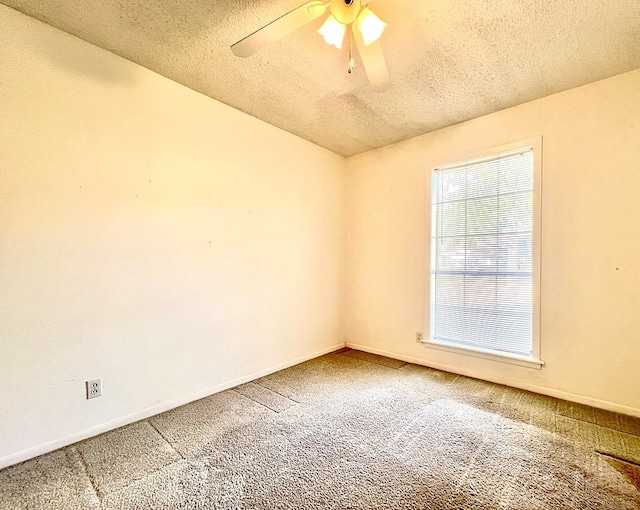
<box><xmin>346</xmin><ymin>342</ymin><xmax>640</xmax><ymax>419</ymax></box>
<box><xmin>0</xmin><ymin>342</ymin><xmax>345</xmax><ymax>470</ymax></box>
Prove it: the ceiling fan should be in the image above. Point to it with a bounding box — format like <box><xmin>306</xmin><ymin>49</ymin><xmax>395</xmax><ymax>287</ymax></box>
<box><xmin>231</xmin><ymin>0</ymin><xmax>390</xmax><ymax>90</ymax></box>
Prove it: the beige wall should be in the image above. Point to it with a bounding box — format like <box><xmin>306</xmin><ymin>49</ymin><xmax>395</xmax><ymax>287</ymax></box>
<box><xmin>0</xmin><ymin>6</ymin><xmax>345</xmax><ymax>468</ymax></box>
<box><xmin>345</xmin><ymin>69</ymin><xmax>640</xmax><ymax>417</ymax></box>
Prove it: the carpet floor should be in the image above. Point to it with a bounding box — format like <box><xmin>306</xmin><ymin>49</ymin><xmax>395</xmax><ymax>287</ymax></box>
<box><xmin>1</xmin><ymin>348</ymin><xmax>639</xmax><ymax>509</ymax></box>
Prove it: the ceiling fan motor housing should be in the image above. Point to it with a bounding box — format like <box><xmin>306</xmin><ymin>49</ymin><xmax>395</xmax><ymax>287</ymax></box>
<box><xmin>331</xmin><ymin>0</ymin><xmax>362</xmax><ymax>25</ymax></box>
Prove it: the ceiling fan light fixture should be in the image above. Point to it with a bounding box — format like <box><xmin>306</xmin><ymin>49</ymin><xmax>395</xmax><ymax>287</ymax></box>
<box><xmin>356</xmin><ymin>8</ymin><xmax>387</xmax><ymax>46</ymax></box>
<box><xmin>231</xmin><ymin>0</ymin><xmax>390</xmax><ymax>89</ymax></box>
<box><xmin>318</xmin><ymin>14</ymin><xmax>346</xmax><ymax>49</ymax></box>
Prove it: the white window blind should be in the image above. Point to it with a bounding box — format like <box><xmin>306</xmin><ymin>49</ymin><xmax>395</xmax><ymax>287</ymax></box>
<box><xmin>430</xmin><ymin>149</ymin><xmax>534</xmax><ymax>357</ymax></box>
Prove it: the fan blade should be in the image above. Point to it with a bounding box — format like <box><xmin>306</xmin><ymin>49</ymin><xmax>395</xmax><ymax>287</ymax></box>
<box><xmin>352</xmin><ymin>27</ymin><xmax>390</xmax><ymax>91</ymax></box>
<box><xmin>232</xmin><ymin>1</ymin><xmax>329</xmax><ymax>57</ymax></box>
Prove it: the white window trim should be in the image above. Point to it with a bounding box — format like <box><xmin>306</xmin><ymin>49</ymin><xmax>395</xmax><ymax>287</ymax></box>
<box><xmin>423</xmin><ymin>137</ymin><xmax>544</xmax><ymax>369</ymax></box>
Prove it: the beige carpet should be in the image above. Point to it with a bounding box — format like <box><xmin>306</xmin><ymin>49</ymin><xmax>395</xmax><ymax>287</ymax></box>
<box><xmin>1</xmin><ymin>349</ymin><xmax>639</xmax><ymax>509</ymax></box>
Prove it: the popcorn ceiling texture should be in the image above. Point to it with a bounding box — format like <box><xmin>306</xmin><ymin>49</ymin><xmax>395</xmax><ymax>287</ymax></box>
<box><xmin>2</xmin><ymin>0</ymin><xmax>639</xmax><ymax>157</ymax></box>
<box><xmin>1</xmin><ymin>350</ymin><xmax>639</xmax><ymax>509</ymax></box>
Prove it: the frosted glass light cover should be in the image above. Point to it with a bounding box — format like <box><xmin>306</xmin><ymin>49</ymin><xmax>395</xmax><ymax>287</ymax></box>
<box><xmin>318</xmin><ymin>15</ymin><xmax>346</xmax><ymax>49</ymax></box>
<box><xmin>357</xmin><ymin>8</ymin><xmax>387</xmax><ymax>46</ymax></box>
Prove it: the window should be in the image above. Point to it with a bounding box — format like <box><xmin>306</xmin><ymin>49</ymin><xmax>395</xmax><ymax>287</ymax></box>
<box><xmin>427</xmin><ymin>140</ymin><xmax>542</xmax><ymax>368</ymax></box>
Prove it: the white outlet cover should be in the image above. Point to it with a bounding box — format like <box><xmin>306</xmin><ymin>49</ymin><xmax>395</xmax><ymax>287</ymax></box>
<box><xmin>86</xmin><ymin>378</ymin><xmax>102</xmax><ymax>399</ymax></box>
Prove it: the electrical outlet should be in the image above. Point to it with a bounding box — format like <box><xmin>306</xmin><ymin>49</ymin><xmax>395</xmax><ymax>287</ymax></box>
<box><xmin>416</xmin><ymin>331</ymin><xmax>424</xmax><ymax>343</ymax></box>
<box><xmin>86</xmin><ymin>378</ymin><xmax>102</xmax><ymax>399</ymax></box>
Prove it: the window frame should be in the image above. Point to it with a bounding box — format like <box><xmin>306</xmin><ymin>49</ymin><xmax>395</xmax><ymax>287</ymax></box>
<box><xmin>424</xmin><ymin>138</ymin><xmax>544</xmax><ymax>369</ymax></box>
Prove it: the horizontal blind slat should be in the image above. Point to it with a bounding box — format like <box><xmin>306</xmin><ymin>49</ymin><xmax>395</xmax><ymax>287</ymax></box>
<box><xmin>431</xmin><ymin>149</ymin><xmax>534</xmax><ymax>357</ymax></box>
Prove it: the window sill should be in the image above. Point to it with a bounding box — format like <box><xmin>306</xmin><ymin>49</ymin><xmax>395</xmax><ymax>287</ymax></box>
<box><xmin>422</xmin><ymin>339</ymin><xmax>544</xmax><ymax>369</ymax></box>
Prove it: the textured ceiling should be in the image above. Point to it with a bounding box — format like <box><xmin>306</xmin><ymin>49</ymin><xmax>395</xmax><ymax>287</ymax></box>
<box><xmin>3</xmin><ymin>0</ymin><xmax>640</xmax><ymax>157</ymax></box>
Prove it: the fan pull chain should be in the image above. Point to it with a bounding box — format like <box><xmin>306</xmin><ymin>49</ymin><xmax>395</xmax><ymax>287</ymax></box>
<box><xmin>347</xmin><ymin>26</ymin><xmax>355</xmax><ymax>74</ymax></box>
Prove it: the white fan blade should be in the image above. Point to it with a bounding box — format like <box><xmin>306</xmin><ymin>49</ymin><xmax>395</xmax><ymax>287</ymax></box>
<box><xmin>232</xmin><ymin>1</ymin><xmax>329</xmax><ymax>57</ymax></box>
<box><xmin>353</xmin><ymin>27</ymin><xmax>390</xmax><ymax>91</ymax></box>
